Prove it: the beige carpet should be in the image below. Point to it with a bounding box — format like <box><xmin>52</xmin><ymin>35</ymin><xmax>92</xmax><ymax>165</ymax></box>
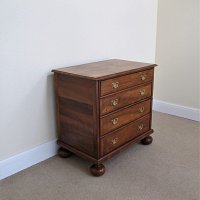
<box><xmin>0</xmin><ymin>112</ymin><xmax>199</xmax><ymax>200</ymax></box>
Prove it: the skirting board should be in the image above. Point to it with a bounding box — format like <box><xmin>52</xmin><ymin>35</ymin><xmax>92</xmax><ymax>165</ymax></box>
<box><xmin>153</xmin><ymin>99</ymin><xmax>200</xmax><ymax>122</ymax></box>
<box><xmin>0</xmin><ymin>140</ymin><xmax>58</xmax><ymax>181</ymax></box>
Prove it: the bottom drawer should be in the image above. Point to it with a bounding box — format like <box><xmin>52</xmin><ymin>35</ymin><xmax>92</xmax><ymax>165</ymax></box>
<box><xmin>100</xmin><ymin>114</ymin><xmax>150</xmax><ymax>156</ymax></box>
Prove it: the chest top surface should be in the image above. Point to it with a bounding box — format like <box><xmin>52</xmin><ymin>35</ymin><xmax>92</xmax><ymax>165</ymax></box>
<box><xmin>52</xmin><ymin>59</ymin><xmax>157</xmax><ymax>80</ymax></box>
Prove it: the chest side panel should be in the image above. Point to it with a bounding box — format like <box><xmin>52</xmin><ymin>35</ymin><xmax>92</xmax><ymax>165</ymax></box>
<box><xmin>55</xmin><ymin>74</ymin><xmax>99</xmax><ymax>158</ymax></box>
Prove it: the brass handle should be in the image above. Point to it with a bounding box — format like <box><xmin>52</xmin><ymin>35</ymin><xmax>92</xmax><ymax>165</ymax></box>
<box><xmin>139</xmin><ymin>89</ymin><xmax>145</xmax><ymax>96</ymax></box>
<box><xmin>111</xmin><ymin>118</ymin><xmax>118</xmax><ymax>125</ymax></box>
<box><xmin>112</xmin><ymin>82</ymin><xmax>119</xmax><ymax>89</ymax></box>
<box><xmin>111</xmin><ymin>99</ymin><xmax>119</xmax><ymax>106</ymax></box>
<box><xmin>139</xmin><ymin>107</ymin><xmax>145</xmax><ymax>113</ymax></box>
<box><xmin>140</xmin><ymin>74</ymin><xmax>146</xmax><ymax>81</ymax></box>
<box><xmin>138</xmin><ymin>124</ymin><xmax>144</xmax><ymax>130</ymax></box>
<box><xmin>111</xmin><ymin>137</ymin><xmax>119</xmax><ymax>145</ymax></box>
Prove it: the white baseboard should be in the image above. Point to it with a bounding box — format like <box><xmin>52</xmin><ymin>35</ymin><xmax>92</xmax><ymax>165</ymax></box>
<box><xmin>0</xmin><ymin>139</ymin><xmax>58</xmax><ymax>181</ymax></box>
<box><xmin>153</xmin><ymin>99</ymin><xmax>200</xmax><ymax>121</ymax></box>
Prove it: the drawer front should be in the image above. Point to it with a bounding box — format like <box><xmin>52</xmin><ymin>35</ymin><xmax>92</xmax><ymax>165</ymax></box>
<box><xmin>101</xmin><ymin>115</ymin><xmax>150</xmax><ymax>156</ymax></box>
<box><xmin>101</xmin><ymin>69</ymin><xmax>153</xmax><ymax>96</ymax></box>
<box><xmin>100</xmin><ymin>84</ymin><xmax>152</xmax><ymax>115</ymax></box>
<box><xmin>100</xmin><ymin>99</ymin><xmax>151</xmax><ymax>135</ymax></box>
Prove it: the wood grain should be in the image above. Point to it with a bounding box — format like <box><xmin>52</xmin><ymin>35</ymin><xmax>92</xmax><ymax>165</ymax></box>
<box><xmin>59</xmin><ymin>97</ymin><xmax>95</xmax><ymax>156</ymax></box>
<box><xmin>100</xmin><ymin>115</ymin><xmax>151</xmax><ymax>156</ymax></box>
<box><xmin>52</xmin><ymin>59</ymin><xmax>157</xmax><ymax>80</ymax></box>
<box><xmin>55</xmin><ymin>74</ymin><xmax>98</xmax><ymax>157</ymax></box>
<box><xmin>100</xmin><ymin>99</ymin><xmax>151</xmax><ymax>135</ymax></box>
<box><xmin>100</xmin><ymin>84</ymin><xmax>152</xmax><ymax>115</ymax></box>
<box><xmin>101</xmin><ymin>69</ymin><xmax>153</xmax><ymax>96</ymax></box>
<box><xmin>57</xmin><ymin>74</ymin><xmax>96</xmax><ymax>105</ymax></box>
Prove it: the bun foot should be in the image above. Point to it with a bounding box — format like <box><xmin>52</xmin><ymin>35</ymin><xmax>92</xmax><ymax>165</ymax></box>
<box><xmin>90</xmin><ymin>164</ymin><xmax>105</xmax><ymax>177</ymax></box>
<box><xmin>141</xmin><ymin>135</ymin><xmax>153</xmax><ymax>145</ymax></box>
<box><xmin>58</xmin><ymin>147</ymin><xmax>73</xmax><ymax>158</ymax></box>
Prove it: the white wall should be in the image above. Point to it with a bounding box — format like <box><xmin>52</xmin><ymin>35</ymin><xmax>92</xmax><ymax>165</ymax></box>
<box><xmin>155</xmin><ymin>0</ymin><xmax>199</xmax><ymax>109</ymax></box>
<box><xmin>0</xmin><ymin>0</ymin><xmax>158</xmax><ymax>160</ymax></box>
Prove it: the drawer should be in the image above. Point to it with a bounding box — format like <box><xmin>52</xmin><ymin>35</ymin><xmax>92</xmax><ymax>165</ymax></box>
<box><xmin>101</xmin><ymin>114</ymin><xmax>151</xmax><ymax>156</ymax></box>
<box><xmin>100</xmin><ymin>99</ymin><xmax>151</xmax><ymax>135</ymax></box>
<box><xmin>100</xmin><ymin>84</ymin><xmax>152</xmax><ymax>115</ymax></box>
<box><xmin>101</xmin><ymin>69</ymin><xmax>153</xmax><ymax>96</ymax></box>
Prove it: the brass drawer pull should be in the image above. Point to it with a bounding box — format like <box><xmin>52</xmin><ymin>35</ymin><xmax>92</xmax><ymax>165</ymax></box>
<box><xmin>139</xmin><ymin>89</ymin><xmax>145</xmax><ymax>96</ymax></box>
<box><xmin>111</xmin><ymin>99</ymin><xmax>119</xmax><ymax>106</ymax></box>
<box><xmin>138</xmin><ymin>124</ymin><xmax>144</xmax><ymax>130</ymax></box>
<box><xmin>112</xmin><ymin>82</ymin><xmax>119</xmax><ymax>89</ymax></box>
<box><xmin>140</xmin><ymin>74</ymin><xmax>146</xmax><ymax>81</ymax></box>
<box><xmin>111</xmin><ymin>137</ymin><xmax>119</xmax><ymax>145</ymax></box>
<box><xmin>139</xmin><ymin>107</ymin><xmax>145</xmax><ymax>113</ymax></box>
<box><xmin>111</xmin><ymin>118</ymin><xmax>118</xmax><ymax>125</ymax></box>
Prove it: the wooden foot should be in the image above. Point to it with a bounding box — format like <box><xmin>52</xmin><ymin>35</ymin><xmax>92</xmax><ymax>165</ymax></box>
<box><xmin>90</xmin><ymin>164</ymin><xmax>105</xmax><ymax>177</ymax></box>
<box><xmin>58</xmin><ymin>147</ymin><xmax>73</xmax><ymax>158</ymax></box>
<box><xmin>141</xmin><ymin>135</ymin><xmax>153</xmax><ymax>145</ymax></box>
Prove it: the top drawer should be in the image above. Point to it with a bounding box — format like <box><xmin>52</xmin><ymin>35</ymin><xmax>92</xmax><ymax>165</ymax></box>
<box><xmin>100</xmin><ymin>69</ymin><xmax>153</xmax><ymax>96</ymax></box>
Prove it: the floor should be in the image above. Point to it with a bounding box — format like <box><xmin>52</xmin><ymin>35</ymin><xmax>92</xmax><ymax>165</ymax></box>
<box><xmin>0</xmin><ymin>112</ymin><xmax>199</xmax><ymax>200</ymax></box>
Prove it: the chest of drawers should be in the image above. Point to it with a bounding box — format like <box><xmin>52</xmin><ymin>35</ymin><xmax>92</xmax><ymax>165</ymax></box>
<box><xmin>52</xmin><ymin>59</ymin><xmax>157</xmax><ymax>176</ymax></box>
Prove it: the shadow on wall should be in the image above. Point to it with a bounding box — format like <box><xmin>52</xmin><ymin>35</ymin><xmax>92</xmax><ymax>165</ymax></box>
<box><xmin>47</xmin><ymin>73</ymin><xmax>57</xmax><ymax>137</ymax></box>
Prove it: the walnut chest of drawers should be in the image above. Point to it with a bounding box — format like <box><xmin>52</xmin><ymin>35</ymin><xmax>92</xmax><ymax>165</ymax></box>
<box><xmin>52</xmin><ymin>59</ymin><xmax>157</xmax><ymax>176</ymax></box>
